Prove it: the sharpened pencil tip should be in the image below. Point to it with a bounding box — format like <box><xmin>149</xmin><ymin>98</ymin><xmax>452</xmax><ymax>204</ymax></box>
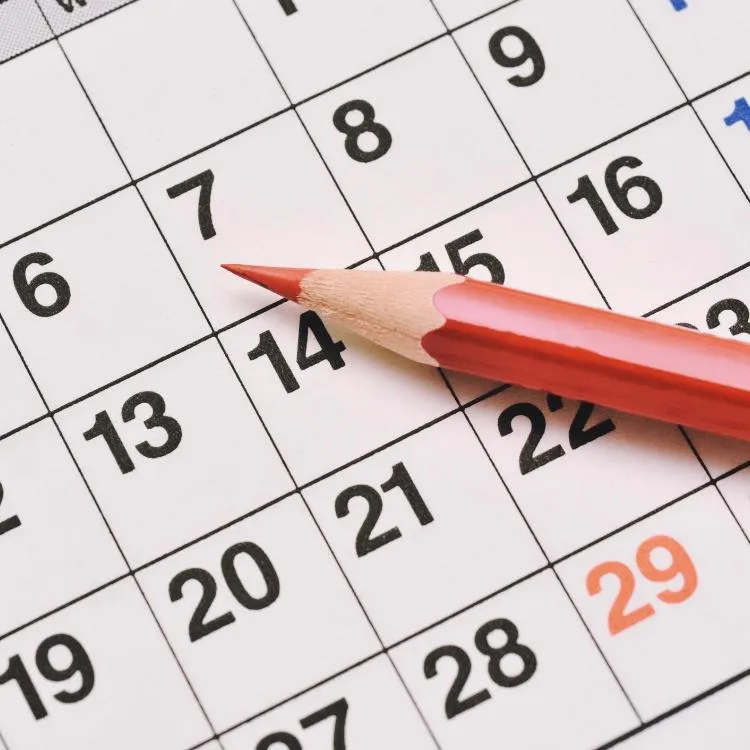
<box><xmin>221</xmin><ymin>264</ymin><xmax>309</xmax><ymax>302</ymax></box>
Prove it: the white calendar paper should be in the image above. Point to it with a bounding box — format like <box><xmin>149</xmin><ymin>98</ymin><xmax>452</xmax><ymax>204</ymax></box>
<box><xmin>0</xmin><ymin>1</ymin><xmax>750</xmax><ymax>748</ymax></box>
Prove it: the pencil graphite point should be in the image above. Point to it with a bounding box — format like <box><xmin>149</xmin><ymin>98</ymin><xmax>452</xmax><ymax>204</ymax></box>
<box><xmin>221</xmin><ymin>264</ymin><xmax>309</xmax><ymax>302</ymax></box>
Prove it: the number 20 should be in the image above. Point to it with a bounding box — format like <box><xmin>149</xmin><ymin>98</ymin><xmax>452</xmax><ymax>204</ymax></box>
<box><xmin>586</xmin><ymin>534</ymin><xmax>698</xmax><ymax>635</ymax></box>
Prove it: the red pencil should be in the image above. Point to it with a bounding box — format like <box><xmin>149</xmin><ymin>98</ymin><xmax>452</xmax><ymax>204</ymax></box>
<box><xmin>222</xmin><ymin>264</ymin><xmax>750</xmax><ymax>443</ymax></box>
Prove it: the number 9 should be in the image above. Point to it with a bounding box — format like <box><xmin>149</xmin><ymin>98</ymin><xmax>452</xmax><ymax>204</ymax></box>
<box><xmin>488</xmin><ymin>26</ymin><xmax>546</xmax><ymax>87</ymax></box>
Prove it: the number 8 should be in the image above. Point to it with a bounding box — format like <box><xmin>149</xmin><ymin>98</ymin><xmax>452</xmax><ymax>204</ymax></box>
<box><xmin>333</xmin><ymin>100</ymin><xmax>392</xmax><ymax>163</ymax></box>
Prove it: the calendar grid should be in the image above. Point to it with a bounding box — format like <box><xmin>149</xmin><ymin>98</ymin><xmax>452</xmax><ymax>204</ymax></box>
<box><xmin>0</xmin><ymin>304</ymin><xmax>226</xmax><ymax>749</ymax></box>
<box><xmin>434</xmin><ymin>377</ymin><xmax>644</xmax><ymax>721</ymax></box>
<box><xmin>18</xmin><ymin>7</ymin><xmax>238</xmax><ymax>748</ymax></box>
<box><xmin>0</xmin><ymin>4</ymin><xmax>743</xmax><ymax>256</ymax></box>
<box><xmin>191</xmin><ymin>27</ymin><xmax>715</xmax><ymax>742</ymax></box>
<box><xmin>0</xmin><ymin>52</ymin><xmax>744</xmax><ymax>315</ymax></box>
<box><xmin>22</xmin><ymin>8</ymin><xmax>444</xmax><ymax>750</ymax></box>
<box><xmin>1</xmin><ymin>1</ymin><xmax>750</xmax><ymax>748</ymax></box>
<box><xmin>0</xmin><ymin>406</ymin><xmax>718</xmax><ymax>648</ymax></box>
<box><xmin>0</xmin><ymin>453</ymin><xmax>743</xmax><ymax>750</ymax></box>
<box><xmin>426</xmin><ymin>0</ymin><xmax>612</xmax><ymax>308</ymax></box>
<box><xmin>0</xmin><ymin>293</ymin><xmax>224</xmax><ymax>750</ymax></box>
<box><xmin>0</xmin><ymin>68</ymin><xmax>745</xmax><ymax>324</ymax></box>
<box><xmin>0</xmin><ymin>19</ymin><xmax>743</xmax><ymax>398</ymax></box>
<box><xmin>619</xmin><ymin>0</ymin><xmax>750</xmax><ymax>557</ymax></box>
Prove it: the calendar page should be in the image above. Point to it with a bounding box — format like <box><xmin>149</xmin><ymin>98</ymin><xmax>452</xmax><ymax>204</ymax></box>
<box><xmin>0</xmin><ymin>1</ymin><xmax>749</xmax><ymax>748</ymax></box>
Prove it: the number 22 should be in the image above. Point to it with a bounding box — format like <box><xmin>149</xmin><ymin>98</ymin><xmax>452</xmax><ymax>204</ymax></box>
<box><xmin>498</xmin><ymin>394</ymin><xmax>615</xmax><ymax>475</ymax></box>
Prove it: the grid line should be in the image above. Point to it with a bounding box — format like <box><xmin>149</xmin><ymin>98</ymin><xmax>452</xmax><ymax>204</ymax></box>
<box><xmin>0</xmin><ymin>1</ymin><xmax>747</xmax><ymax>747</ymax></box>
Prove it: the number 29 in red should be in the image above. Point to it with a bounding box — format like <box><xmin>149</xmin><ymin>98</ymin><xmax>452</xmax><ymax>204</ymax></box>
<box><xmin>585</xmin><ymin>535</ymin><xmax>698</xmax><ymax>635</ymax></box>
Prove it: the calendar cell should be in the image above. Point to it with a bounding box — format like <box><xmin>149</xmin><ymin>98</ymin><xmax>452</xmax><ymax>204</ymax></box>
<box><xmin>138</xmin><ymin>495</ymin><xmax>379</xmax><ymax>731</ymax></box>
<box><xmin>380</xmin><ymin>183</ymin><xmax>605</xmax><ymax>403</ymax></box>
<box><xmin>694</xmin><ymin>74</ymin><xmax>750</xmax><ymax>198</ymax></box>
<box><xmin>0</xmin><ymin>189</ymin><xmax>209</xmax><ymax>408</ymax></box>
<box><xmin>648</xmin><ymin>267</ymin><xmax>750</xmax><ymax>478</ymax></box>
<box><xmin>540</xmin><ymin>108</ymin><xmax>750</xmax><ymax>314</ymax></box>
<box><xmin>391</xmin><ymin>570</ymin><xmax>637</xmax><ymax>750</ymax></box>
<box><xmin>61</xmin><ymin>0</ymin><xmax>288</xmax><ymax>177</ymax></box>
<box><xmin>139</xmin><ymin>112</ymin><xmax>372</xmax><ymax>330</ymax></box>
<box><xmin>0</xmin><ymin>325</ymin><xmax>44</xmax><ymax>438</ymax></box>
<box><xmin>220</xmin><ymin>296</ymin><xmax>455</xmax><ymax>484</ymax></box>
<box><xmin>235</xmin><ymin>0</ymin><xmax>444</xmax><ymax>102</ymax></box>
<box><xmin>37</xmin><ymin>0</ymin><xmax>134</xmax><ymax>34</ymax></box>
<box><xmin>558</xmin><ymin>488</ymin><xmax>750</xmax><ymax>718</ymax></box>
<box><xmin>0</xmin><ymin>44</ymin><xmax>126</xmax><ymax>245</ymax></box>
<box><xmin>0</xmin><ymin>0</ymin><xmax>52</xmax><ymax>62</ymax></box>
<box><xmin>718</xmin><ymin>466</ymin><xmax>750</xmax><ymax>540</ymax></box>
<box><xmin>618</xmin><ymin>676</ymin><xmax>750</xmax><ymax>749</ymax></box>
<box><xmin>298</xmin><ymin>37</ymin><xmax>529</xmax><ymax>250</ymax></box>
<box><xmin>0</xmin><ymin>420</ymin><xmax>126</xmax><ymax>636</ymax></box>
<box><xmin>628</xmin><ymin>0</ymin><xmax>750</xmax><ymax>97</ymax></box>
<box><xmin>455</xmin><ymin>0</ymin><xmax>683</xmax><ymax>172</ymax></box>
<box><xmin>0</xmin><ymin>579</ymin><xmax>211</xmax><ymax>750</ymax></box>
<box><xmin>304</xmin><ymin>415</ymin><xmax>545</xmax><ymax>645</ymax></box>
<box><xmin>222</xmin><ymin>656</ymin><xmax>435</xmax><ymax>750</ymax></box>
<box><xmin>55</xmin><ymin>340</ymin><xmax>293</xmax><ymax>567</ymax></box>
<box><xmin>466</xmin><ymin>387</ymin><xmax>706</xmax><ymax>559</ymax></box>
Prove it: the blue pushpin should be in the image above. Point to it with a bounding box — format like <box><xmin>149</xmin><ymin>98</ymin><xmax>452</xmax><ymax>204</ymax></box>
<box><xmin>670</xmin><ymin>0</ymin><xmax>687</xmax><ymax>9</ymax></box>
<box><xmin>724</xmin><ymin>98</ymin><xmax>750</xmax><ymax>131</ymax></box>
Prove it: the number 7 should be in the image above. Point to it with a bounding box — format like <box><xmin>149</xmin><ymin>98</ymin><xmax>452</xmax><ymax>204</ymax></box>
<box><xmin>166</xmin><ymin>169</ymin><xmax>216</xmax><ymax>240</ymax></box>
